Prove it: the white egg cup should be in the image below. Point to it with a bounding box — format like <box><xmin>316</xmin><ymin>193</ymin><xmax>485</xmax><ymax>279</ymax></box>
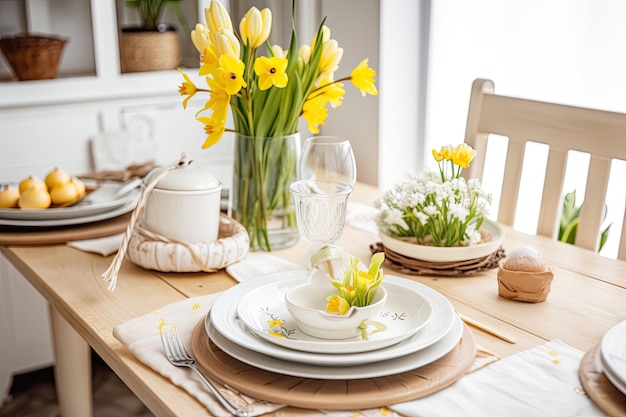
<box><xmin>285</xmin><ymin>270</ymin><xmax>388</xmax><ymax>340</ymax></box>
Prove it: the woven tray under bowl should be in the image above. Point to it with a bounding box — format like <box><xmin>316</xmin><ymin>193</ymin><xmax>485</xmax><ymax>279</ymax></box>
<box><xmin>0</xmin><ymin>33</ymin><xmax>68</xmax><ymax>81</ymax></box>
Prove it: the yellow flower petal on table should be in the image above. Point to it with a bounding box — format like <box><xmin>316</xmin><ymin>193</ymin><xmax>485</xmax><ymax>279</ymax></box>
<box><xmin>239</xmin><ymin>7</ymin><xmax>272</xmax><ymax>49</ymax></box>
<box><xmin>213</xmin><ymin>55</ymin><xmax>247</xmax><ymax>95</ymax></box>
<box><xmin>326</xmin><ymin>294</ymin><xmax>351</xmax><ymax>315</ymax></box>
<box><xmin>198</xmin><ymin>112</ymin><xmax>226</xmax><ymax>148</ymax></box>
<box><xmin>205</xmin><ymin>0</ymin><xmax>233</xmax><ymax>35</ymax></box>
<box><xmin>452</xmin><ymin>143</ymin><xmax>477</xmax><ymax>168</ymax></box>
<box><xmin>254</xmin><ymin>56</ymin><xmax>288</xmax><ymax>90</ymax></box>
<box><xmin>177</xmin><ymin>68</ymin><xmax>197</xmax><ymax>109</ymax></box>
<box><xmin>319</xmin><ymin>39</ymin><xmax>343</xmax><ymax>77</ymax></box>
<box><xmin>302</xmin><ymin>95</ymin><xmax>328</xmax><ymax>134</ymax></box>
<box><xmin>191</xmin><ymin>23</ymin><xmax>211</xmax><ymax>55</ymax></box>
<box><xmin>214</xmin><ymin>28</ymin><xmax>240</xmax><ymax>59</ymax></box>
<box><xmin>350</xmin><ymin>58</ymin><xmax>378</xmax><ymax>97</ymax></box>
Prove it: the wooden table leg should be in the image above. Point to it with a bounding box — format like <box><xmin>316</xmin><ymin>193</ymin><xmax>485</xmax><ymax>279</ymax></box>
<box><xmin>49</xmin><ymin>306</ymin><xmax>93</xmax><ymax>417</ymax></box>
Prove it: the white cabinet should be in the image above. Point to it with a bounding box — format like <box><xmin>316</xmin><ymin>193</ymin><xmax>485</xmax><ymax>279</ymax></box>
<box><xmin>0</xmin><ymin>0</ymin><xmax>228</xmax><ymax>401</ymax></box>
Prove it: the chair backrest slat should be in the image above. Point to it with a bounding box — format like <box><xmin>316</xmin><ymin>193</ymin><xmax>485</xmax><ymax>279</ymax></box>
<box><xmin>463</xmin><ymin>78</ymin><xmax>626</xmax><ymax>259</ymax></box>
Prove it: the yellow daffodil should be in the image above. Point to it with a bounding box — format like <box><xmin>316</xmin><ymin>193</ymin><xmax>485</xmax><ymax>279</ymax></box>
<box><xmin>326</xmin><ymin>294</ymin><xmax>351</xmax><ymax>315</ymax></box>
<box><xmin>319</xmin><ymin>39</ymin><xmax>343</xmax><ymax>77</ymax></box>
<box><xmin>199</xmin><ymin>77</ymin><xmax>230</xmax><ymax>114</ymax></box>
<box><xmin>198</xmin><ymin>46</ymin><xmax>219</xmax><ymax>75</ymax></box>
<box><xmin>452</xmin><ymin>143</ymin><xmax>477</xmax><ymax>168</ymax></box>
<box><xmin>213</xmin><ymin>55</ymin><xmax>246</xmax><ymax>95</ymax></box>
<box><xmin>198</xmin><ymin>113</ymin><xmax>226</xmax><ymax>149</ymax></box>
<box><xmin>191</xmin><ymin>23</ymin><xmax>211</xmax><ymax>55</ymax></box>
<box><xmin>302</xmin><ymin>95</ymin><xmax>328</xmax><ymax>134</ymax></box>
<box><xmin>177</xmin><ymin>68</ymin><xmax>197</xmax><ymax>109</ymax></box>
<box><xmin>432</xmin><ymin>145</ymin><xmax>453</xmax><ymax>162</ymax></box>
<box><xmin>214</xmin><ymin>28</ymin><xmax>240</xmax><ymax>59</ymax></box>
<box><xmin>254</xmin><ymin>56</ymin><xmax>288</xmax><ymax>90</ymax></box>
<box><xmin>314</xmin><ymin>76</ymin><xmax>345</xmax><ymax>108</ymax></box>
<box><xmin>350</xmin><ymin>59</ymin><xmax>378</xmax><ymax>97</ymax></box>
<box><xmin>205</xmin><ymin>0</ymin><xmax>233</xmax><ymax>37</ymax></box>
<box><xmin>268</xmin><ymin>331</ymin><xmax>286</xmax><ymax>338</ymax></box>
<box><xmin>239</xmin><ymin>7</ymin><xmax>272</xmax><ymax>49</ymax></box>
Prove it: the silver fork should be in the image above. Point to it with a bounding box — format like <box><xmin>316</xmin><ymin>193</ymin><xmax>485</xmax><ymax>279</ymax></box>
<box><xmin>160</xmin><ymin>323</ymin><xmax>248</xmax><ymax>417</ymax></box>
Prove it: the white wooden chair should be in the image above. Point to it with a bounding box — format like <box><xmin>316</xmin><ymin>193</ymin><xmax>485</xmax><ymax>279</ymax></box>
<box><xmin>462</xmin><ymin>78</ymin><xmax>626</xmax><ymax>258</ymax></box>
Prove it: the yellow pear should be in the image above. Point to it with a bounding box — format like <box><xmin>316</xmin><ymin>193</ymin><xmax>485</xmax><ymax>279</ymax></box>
<box><xmin>45</xmin><ymin>168</ymin><xmax>71</xmax><ymax>190</ymax></box>
<box><xmin>0</xmin><ymin>185</ymin><xmax>20</xmax><ymax>208</ymax></box>
<box><xmin>18</xmin><ymin>176</ymin><xmax>47</xmax><ymax>194</ymax></box>
<box><xmin>19</xmin><ymin>187</ymin><xmax>51</xmax><ymax>209</ymax></box>
<box><xmin>50</xmin><ymin>182</ymin><xmax>80</xmax><ymax>205</ymax></box>
<box><xmin>71</xmin><ymin>177</ymin><xmax>86</xmax><ymax>198</ymax></box>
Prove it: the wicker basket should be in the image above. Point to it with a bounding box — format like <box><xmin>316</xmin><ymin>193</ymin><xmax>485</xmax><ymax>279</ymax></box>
<box><xmin>119</xmin><ymin>28</ymin><xmax>180</xmax><ymax>73</ymax></box>
<box><xmin>0</xmin><ymin>33</ymin><xmax>68</xmax><ymax>81</ymax></box>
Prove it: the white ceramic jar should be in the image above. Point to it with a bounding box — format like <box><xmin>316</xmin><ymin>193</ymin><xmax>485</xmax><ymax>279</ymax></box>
<box><xmin>143</xmin><ymin>164</ymin><xmax>222</xmax><ymax>243</ymax></box>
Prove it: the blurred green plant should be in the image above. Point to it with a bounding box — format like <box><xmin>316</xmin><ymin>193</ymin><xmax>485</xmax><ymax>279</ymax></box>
<box><xmin>558</xmin><ymin>190</ymin><xmax>611</xmax><ymax>252</ymax></box>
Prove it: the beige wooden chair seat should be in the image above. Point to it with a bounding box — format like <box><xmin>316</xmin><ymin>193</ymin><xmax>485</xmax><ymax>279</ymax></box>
<box><xmin>463</xmin><ymin>79</ymin><xmax>626</xmax><ymax>259</ymax></box>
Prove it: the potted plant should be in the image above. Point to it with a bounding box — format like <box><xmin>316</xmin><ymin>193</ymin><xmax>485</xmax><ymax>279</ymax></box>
<box><xmin>119</xmin><ymin>0</ymin><xmax>189</xmax><ymax>73</ymax></box>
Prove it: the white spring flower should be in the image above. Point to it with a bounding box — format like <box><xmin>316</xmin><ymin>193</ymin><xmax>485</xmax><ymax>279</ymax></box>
<box><xmin>448</xmin><ymin>202</ymin><xmax>469</xmax><ymax>221</ymax></box>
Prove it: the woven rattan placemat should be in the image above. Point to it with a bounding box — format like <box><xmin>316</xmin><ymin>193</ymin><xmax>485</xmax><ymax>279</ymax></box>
<box><xmin>370</xmin><ymin>242</ymin><xmax>506</xmax><ymax>277</ymax></box>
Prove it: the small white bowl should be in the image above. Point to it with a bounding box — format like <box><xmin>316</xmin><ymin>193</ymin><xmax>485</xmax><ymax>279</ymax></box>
<box><xmin>285</xmin><ymin>277</ymin><xmax>388</xmax><ymax>340</ymax></box>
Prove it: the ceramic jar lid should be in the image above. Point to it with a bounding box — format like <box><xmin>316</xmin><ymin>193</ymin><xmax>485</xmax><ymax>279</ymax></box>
<box><xmin>145</xmin><ymin>164</ymin><xmax>221</xmax><ymax>192</ymax></box>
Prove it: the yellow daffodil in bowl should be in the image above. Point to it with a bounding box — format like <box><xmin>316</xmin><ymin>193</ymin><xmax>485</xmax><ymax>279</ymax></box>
<box><xmin>285</xmin><ymin>246</ymin><xmax>388</xmax><ymax>340</ymax></box>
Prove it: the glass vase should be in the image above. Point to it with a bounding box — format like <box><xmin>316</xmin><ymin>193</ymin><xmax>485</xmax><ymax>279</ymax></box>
<box><xmin>231</xmin><ymin>132</ymin><xmax>301</xmax><ymax>251</ymax></box>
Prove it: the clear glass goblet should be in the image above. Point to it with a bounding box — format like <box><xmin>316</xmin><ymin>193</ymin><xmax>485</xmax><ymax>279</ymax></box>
<box><xmin>298</xmin><ymin>136</ymin><xmax>357</xmax><ymax>186</ymax></box>
<box><xmin>290</xmin><ymin>179</ymin><xmax>353</xmax><ymax>271</ymax></box>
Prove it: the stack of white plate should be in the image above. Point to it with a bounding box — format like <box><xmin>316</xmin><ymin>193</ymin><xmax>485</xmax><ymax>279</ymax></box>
<box><xmin>0</xmin><ymin>180</ymin><xmax>140</xmax><ymax>227</ymax></box>
<box><xmin>600</xmin><ymin>320</ymin><xmax>626</xmax><ymax>395</ymax></box>
<box><xmin>207</xmin><ymin>271</ymin><xmax>464</xmax><ymax>380</ymax></box>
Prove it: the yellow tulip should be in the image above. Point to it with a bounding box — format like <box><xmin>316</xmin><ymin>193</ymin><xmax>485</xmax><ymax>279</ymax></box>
<box><xmin>191</xmin><ymin>23</ymin><xmax>211</xmax><ymax>55</ymax></box>
<box><xmin>239</xmin><ymin>7</ymin><xmax>272</xmax><ymax>49</ymax></box>
<box><xmin>298</xmin><ymin>44</ymin><xmax>311</xmax><ymax>64</ymax></box>
<box><xmin>271</xmin><ymin>44</ymin><xmax>288</xmax><ymax>58</ymax></box>
<box><xmin>319</xmin><ymin>39</ymin><xmax>343</xmax><ymax>77</ymax></box>
<box><xmin>214</xmin><ymin>28</ymin><xmax>240</xmax><ymax>58</ymax></box>
<box><xmin>205</xmin><ymin>0</ymin><xmax>233</xmax><ymax>35</ymax></box>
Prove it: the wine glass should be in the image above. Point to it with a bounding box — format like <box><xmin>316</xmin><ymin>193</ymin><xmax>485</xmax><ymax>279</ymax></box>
<box><xmin>298</xmin><ymin>136</ymin><xmax>357</xmax><ymax>185</ymax></box>
<box><xmin>290</xmin><ymin>179</ymin><xmax>353</xmax><ymax>272</ymax></box>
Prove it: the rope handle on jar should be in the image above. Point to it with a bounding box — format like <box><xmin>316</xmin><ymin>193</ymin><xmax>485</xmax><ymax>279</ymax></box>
<box><xmin>101</xmin><ymin>153</ymin><xmax>191</xmax><ymax>292</ymax></box>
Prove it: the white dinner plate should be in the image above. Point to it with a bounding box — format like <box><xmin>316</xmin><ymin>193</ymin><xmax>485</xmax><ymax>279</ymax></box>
<box><xmin>210</xmin><ymin>272</ymin><xmax>456</xmax><ymax>366</ymax></box>
<box><xmin>600</xmin><ymin>319</ymin><xmax>626</xmax><ymax>391</ymax></box>
<box><xmin>379</xmin><ymin>219</ymin><xmax>505</xmax><ymax>262</ymax></box>
<box><xmin>0</xmin><ymin>195</ymin><xmax>138</xmax><ymax>227</ymax></box>
<box><xmin>236</xmin><ymin>279</ymin><xmax>433</xmax><ymax>354</ymax></box>
<box><xmin>0</xmin><ymin>180</ymin><xmax>139</xmax><ymax>221</ymax></box>
<box><xmin>207</xmin><ymin>311</ymin><xmax>463</xmax><ymax>380</ymax></box>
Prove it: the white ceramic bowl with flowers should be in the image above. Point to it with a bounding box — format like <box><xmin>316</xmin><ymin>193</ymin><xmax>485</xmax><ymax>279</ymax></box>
<box><xmin>285</xmin><ymin>246</ymin><xmax>388</xmax><ymax>340</ymax></box>
<box><xmin>376</xmin><ymin>143</ymin><xmax>504</xmax><ymax>262</ymax></box>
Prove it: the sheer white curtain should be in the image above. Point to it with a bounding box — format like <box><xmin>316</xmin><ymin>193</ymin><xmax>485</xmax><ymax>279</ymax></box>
<box><xmin>424</xmin><ymin>0</ymin><xmax>626</xmax><ymax>258</ymax></box>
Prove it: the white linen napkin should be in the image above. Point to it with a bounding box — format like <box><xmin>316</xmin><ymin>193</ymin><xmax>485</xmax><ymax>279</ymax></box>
<box><xmin>112</xmin><ymin>293</ymin><xmax>284</xmax><ymax>417</ymax></box>
<box><xmin>390</xmin><ymin>339</ymin><xmax>603</xmax><ymax>417</ymax></box>
<box><xmin>67</xmin><ymin>233</ymin><xmax>124</xmax><ymax>256</ymax></box>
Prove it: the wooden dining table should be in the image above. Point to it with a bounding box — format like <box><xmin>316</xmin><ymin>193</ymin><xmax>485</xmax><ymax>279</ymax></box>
<box><xmin>1</xmin><ymin>182</ymin><xmax>626</xmax><ymax>417</ymax></box>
